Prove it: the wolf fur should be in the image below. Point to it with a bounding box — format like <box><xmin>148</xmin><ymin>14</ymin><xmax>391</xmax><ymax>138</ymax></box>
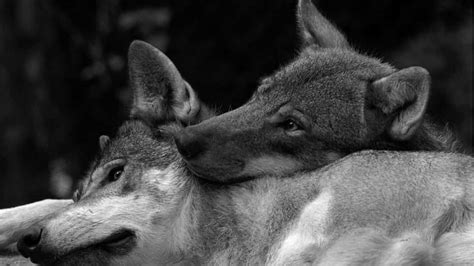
<box><xmin>9</xmin><ymin>40</ymin><xmax>473</xmax><ymax>265</ymax></box>
<box><xmin>173</xmin><ymin>0</ymin><xmax>461</xmax><ymax>182</ymax></box>
<box><xmin>0</xmin><ymin>200</ymin><xmax>71</xmax><ymax>251</ymax></box>
<box><xmin>14</xmin><ymin>104</ymin><xmax>474</xmax><ymax>265</ymax></box>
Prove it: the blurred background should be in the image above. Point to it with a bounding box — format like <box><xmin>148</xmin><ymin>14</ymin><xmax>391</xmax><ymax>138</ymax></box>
<box><xmin>0</xmin><ymin>0</ymin><xmax>471</xmax><ymax>207</ymax></box>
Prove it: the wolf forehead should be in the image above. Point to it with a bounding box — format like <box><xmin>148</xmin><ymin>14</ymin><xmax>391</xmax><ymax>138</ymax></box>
<box><xmin>257</xmin><ymin>49</ymin><xmax>394</xmax><ymax>98</ymax></box>
<box><xmin>99</xmin><ymin>120</ymin><xmax>179</xmax><ymax>167</ymax></box>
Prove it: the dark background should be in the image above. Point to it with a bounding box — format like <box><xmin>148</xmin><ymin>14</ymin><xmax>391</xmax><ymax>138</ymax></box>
<box><xmin>0</xmin><ymin>0</ymin><xmax>472</xmax><ymax>207</ymax></box>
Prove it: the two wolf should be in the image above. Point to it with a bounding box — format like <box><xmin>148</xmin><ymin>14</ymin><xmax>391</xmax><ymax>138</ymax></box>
<box><xmin>13</xmin><ymin>113</ymin><xmax>474</xmax><ymax>264</ymax></box>
<box><xmin>9</xmin><ymin>40</ymin><xmax>473</xmax><ymax>264</ymax></box>
<box><xmin>1</xmin><ymin>0</ymin><xmax>472</xmax><ymax>264</ymax></box>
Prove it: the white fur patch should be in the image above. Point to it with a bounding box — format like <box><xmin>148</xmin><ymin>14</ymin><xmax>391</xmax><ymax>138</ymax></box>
<box><xmin>0</xmin><ymin>199</ymin><xmax>71</xmax><ymax>249</ymax></box>
<box><xmin>142</xmin><ymin>165</ymin><xmax>197</xmax><ymax>254</ymax></box>
<box><xmin>45</xmin><ymin>194</ymin><xmax>153</xmax><ymax>242</ymax></box>
<box><xmin>269</xmin><ymin>189</ymin><xmax>333</xmax><ymax>265</ymax></box>
<box><xmin>142</xmin><ymin>164</ymin><xmax>187</xmax><ymax>193</ymax></box>
<box><xmin>40</xmin><ymin>164</ymin><xmax>191</xmax><ymax>264</ymax></box>
<box><xmin>435</xmin><ymin>220</ymin><xmax>474</xmax><ymax>264</ymax></box>
<box><xmin>41</xmin><ymin>193</ymin><xmax>176</xmax><ymax>264</ymax></box>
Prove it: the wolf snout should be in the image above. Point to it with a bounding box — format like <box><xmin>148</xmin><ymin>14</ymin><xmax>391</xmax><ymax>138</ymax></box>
<box><xmin>17</xmin><ymin>226</ymin><xmax>53</xmax><ymax>264</ymax></box>
<box><xmin>174</xmin><ymin>129</ymin><xmax>207</xmax><ymax>160</ymax></box>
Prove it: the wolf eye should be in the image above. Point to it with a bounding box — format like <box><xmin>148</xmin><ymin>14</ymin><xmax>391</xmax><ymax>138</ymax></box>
<box><xmin>280</xmin><ymin>119</ymin><xmax>301</xmax><ymax>132</ymax></box>
<box><xmin>108</xmin><ymin>166</ymin><xmax>124</xmax><ymax>182</ymax></box>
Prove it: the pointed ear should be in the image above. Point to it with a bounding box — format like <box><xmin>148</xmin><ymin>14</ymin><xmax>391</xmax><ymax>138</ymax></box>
<box><xmin>297</xmin><ymin>0</ymin><xmax>349</xmax><ymax>49</ymax></box>
<box><xmin>368</xmin><ymin>67</ymin><xmax>430</xmax><ymax>140</ymax></box>
<box><xmin>128</xmin><ymin>40</ymin><xmax>208</xmax><ymax>124</ymax></box>
<box><xmin>99</xmin><ymin>135</ymin><xmax>110</xmax><ymax>151</ymax></box>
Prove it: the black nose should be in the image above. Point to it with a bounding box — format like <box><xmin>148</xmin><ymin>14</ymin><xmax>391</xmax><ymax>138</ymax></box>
<box><xmin>17</xmin><ymin>226</ymin><xmax>55</xmax><ymax>264</ymax></box>
<box><xmin>17</xmin><ymin>226</ymin><xmax>43</xmax><ymax>259</ymax></box>
<box><xmin>174</xmin><ymin>130</ymin><xmax>206</xmax><ymax>160</ymax></box>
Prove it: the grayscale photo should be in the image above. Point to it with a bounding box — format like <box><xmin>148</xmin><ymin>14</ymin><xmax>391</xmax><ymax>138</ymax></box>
<box><xmin>0</xmin><ymin>0</ymin><xmax>472</xmax><ymax>265</ymax></box>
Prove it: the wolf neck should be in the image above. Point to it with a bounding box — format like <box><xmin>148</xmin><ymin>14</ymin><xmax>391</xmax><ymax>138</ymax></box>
<box><xmin>364</xmin><ymin>121</ymin><xmax>460</xmax><ymax>153</ymax></box>
<box><xmin>172</xmin><ymin>174</ymin><xmax>322</xmax><ymax>264</ymax></box>
<box><xmin>407</xmin><ymin>120</ymin><xmax>460</xmax><ymax>152</ymax></box>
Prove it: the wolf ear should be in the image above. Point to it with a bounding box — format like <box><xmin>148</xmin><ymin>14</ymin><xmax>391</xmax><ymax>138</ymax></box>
<box><xmin>128</xmin><ymin>40</ymin><xmax>209</xmax><ymax>124</ymax></box>
<box><xmin>367</xmin><ymin>67</ymin><xmax>430</xmax><ymax>141</ymax></box>
<box><xmin>297</xmin><ymin>0</ymin><xmax>349</xmax><ymax>49</ymax></box>
<box><xmin>99</xmin><ymin>135</ymin><xmax>110</xmax><ymax>151</ymax></box>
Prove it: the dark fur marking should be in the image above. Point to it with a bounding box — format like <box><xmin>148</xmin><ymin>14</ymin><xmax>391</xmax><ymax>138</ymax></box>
<box><xmin>432</xmin><ymin>200</ymin><xmax>473</xmax><ymax>240</ymax></box>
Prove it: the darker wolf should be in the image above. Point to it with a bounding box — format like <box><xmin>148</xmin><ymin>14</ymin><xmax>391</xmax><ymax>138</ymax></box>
<box><xmin>8</xmin><ymin>40</ymin><xmax>473</xmax><ymax>265</ymax></box>
<box><xmin>173</xmin><ymin>0</ymin><xmax>460</xmax><ymax>182</ymax></box>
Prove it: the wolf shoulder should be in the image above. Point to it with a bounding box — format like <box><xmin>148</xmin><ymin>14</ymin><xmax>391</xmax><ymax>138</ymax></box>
<box><xmin>321</xmin><ymin>150</ymin><xmax>474</xmax><ymax>179</ymax></box>
<box><xmin>315</xmin><ymin>150</ymin><xmax>473</xmax><ymax>192</ymax></box>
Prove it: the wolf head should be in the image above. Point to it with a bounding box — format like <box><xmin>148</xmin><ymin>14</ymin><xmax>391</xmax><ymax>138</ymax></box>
<box><xmin>173</xmin><ymin>0</ymin><xmax>455</xmax><ymax>182</ymax></box>
<box><xmin>16</xmin><ymin>41</ymin><xmax>209</xmax><ymax>265</ymax></box>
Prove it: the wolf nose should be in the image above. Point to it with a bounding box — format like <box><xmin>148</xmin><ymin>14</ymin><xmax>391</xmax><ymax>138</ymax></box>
<box><xmin>174</xmin><ymin>131</ymin><xmax>206</xmax><ymax>160</ymax></box>
<box><xmin>17</xmin><ymin>226</ymin><xmax>55</xmax><ymax>264</ymax></box>
<box><xmin>17</xmin><ymin>226</ymin><xmax>43</xmax><ymax>258</ymax></box>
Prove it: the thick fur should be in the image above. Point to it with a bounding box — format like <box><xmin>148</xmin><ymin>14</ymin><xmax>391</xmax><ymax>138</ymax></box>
<box><xmin>173</xmin><ymin>0</ymin><xmax>461</xmax><ymax>182</ymax></box>
<box><xmin>11</xmin><ymin>120</ymin><xmax>473</xmax><ymax>265</ymax></box>
<box><xmin>2</xmin><ymin>38</ymin><xmax>473</xmax><ymax>265</ymax></box>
